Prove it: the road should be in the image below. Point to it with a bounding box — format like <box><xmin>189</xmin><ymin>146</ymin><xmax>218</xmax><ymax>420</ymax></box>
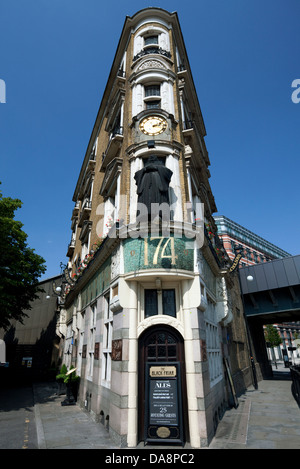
<box><xmin>0</xmin><ymin>384</ymin><xmax>38</xmax><ymax>449</ymax></box>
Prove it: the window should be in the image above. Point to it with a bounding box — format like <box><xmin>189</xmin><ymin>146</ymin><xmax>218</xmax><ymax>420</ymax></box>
<box><xmin>133</xmin><ymin>30</ymin><xmax>171</xmax><ymax>62</ymax></box>
<box><xmin>104</xmin><ymin>89</ymin><xmax>125</xmax><ymax>153</ymax></box>
<box><xmin>144</xmin><ymin>35</ymin><xmax>159</xmax><ymax>46</ymax></box>
<box><xmin>162</xmin><ymin>290</ymin><xmax>176</xmax><ymax>316</ymax></box>
<box><xmin>118</xmin><ymin>59</ymin><xmax>125</xmax><ymax>78</ymax></box>
<box><xmin>146</xmin><ymin>100</ymin><xmax>160</xmax><ymax>109</ymax></box>
<box><xmin>77</xmin><ymin>311</ymin><xmax>85</xmax><ymax>376</ymax></box>
<box><xmin>102</xmin><ymin>294</ymin><xmax>112</xmax><ymax>385</ymax></box>
<box><xmin>205</xmin><ymin>298</ymin><xmax>223</xmax><ymax>386</ymax></box>
<box><xmin>87</xmin><ymin>303</ymin><xmax>97</xmax><ymax>379</ymax></box>
<box><xmin>145</xmin><ymin>289</ymin><xmax>176</xmax><ymax>318</ymax></box>
<box><xmin>145</xmin><ymin>290</ymin><xmax>158</xmax><ymax>317</ymax></box>
<box><xmin>110</xmin><ymin>111</ymin><xmax>123</xmax><ymax>139</ymax></box>
<box><xmin>145</xmin><ymin>85</ymin><xmax>160</xmax><ymax>97</ymax></box>
<box><xmin>65</xmin><ymin>323</ymin><xmax>73</xmax><ymax>369</ymax></box>
<box><xmin>145</xmin><ymin>330</ymin><xmax>177</xmax><ymax>362</ymax></box>
<box><xmin>144</xmin><ymin>84</ymin><xmax>161</xmax><ymax>110</ymax></box>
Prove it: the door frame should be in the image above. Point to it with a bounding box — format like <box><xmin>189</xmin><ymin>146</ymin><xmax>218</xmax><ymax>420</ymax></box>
<box><xmin>137</xmin><ymin>325</ymin><xmax>189</xmax><ymax>444</ymax></box>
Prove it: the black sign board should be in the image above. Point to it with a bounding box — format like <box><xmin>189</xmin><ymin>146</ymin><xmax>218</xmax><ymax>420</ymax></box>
<box><xmin>144</xmin><ymin>362</ymin><xmax>184</xmax><ymax>444</ymax></box>
<box><xmin>229</xmin><ymin>252</ymin><xmax>242</xmax><ymax>272</ymax></box>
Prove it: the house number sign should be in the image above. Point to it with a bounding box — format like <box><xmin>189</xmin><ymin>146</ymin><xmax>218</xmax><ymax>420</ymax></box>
<box><xmin>124</xmin><ymin>236</ymin><xmax>194</xmax><ymax>272</ymax></box>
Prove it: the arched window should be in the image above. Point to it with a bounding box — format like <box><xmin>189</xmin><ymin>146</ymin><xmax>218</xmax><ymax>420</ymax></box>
<box><xmin>144</xmin><ymin>329</ymin><xmax>179</xmax><ymax>362</ymax></box>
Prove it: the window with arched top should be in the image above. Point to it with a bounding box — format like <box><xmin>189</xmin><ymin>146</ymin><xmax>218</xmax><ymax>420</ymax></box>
<box><xmin>145</xmin><ymin>330</ymin><xmax>177</xmax><ymax>362</ymax></box>
<box><xmin>141</xmin><ymin>326</ymin><xmax>183</xmax><ymax>364</ymax></box>
<box><xmin>133</xmin><ymin>28</ymin><xmax>171</xmax><ymax>61</ymax></box>
<box><xmin>144</xmin><ymin>35</ymin><xmax>159</xmax><ymax>48</ymax></box>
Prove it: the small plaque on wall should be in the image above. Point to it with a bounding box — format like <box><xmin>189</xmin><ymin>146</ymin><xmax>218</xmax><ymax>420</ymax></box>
<box><xmin>94</xmin><ymin>342</ymin><xmax>100</xmax><ymax>360</ymax></box>
<box><xmin>112</xmin><ymin>339</ymin><xmax>122</xmax><ymax>361</ymax></box>
<box><xmin>200</xmin><ymin>340</ymin><xmax>207</xmax><ymax>361</ymax></box>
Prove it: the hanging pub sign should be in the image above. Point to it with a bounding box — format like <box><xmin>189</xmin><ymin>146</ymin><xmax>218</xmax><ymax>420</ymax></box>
<box><xmin>228</xmin><ymin>252</ymin><xmax>243</xmax><ymax>273</ymax></box>
<box><xmin>144</xmin><ymin>362</ymin><xmax>184</xmax><ymax>445</ymax></box>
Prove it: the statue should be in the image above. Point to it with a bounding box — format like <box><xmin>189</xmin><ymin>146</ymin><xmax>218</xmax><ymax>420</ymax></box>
<box><xmin>134</xmin><ymin>156</ymin><xmax>173</xmax><ymax>217</ymax></box>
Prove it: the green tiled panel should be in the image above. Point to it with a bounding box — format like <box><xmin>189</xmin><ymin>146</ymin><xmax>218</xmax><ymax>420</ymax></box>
<box><xmin>123</xmin><ymin>236</ymin><xmax>194</xmax><ymax>272</ymax></box>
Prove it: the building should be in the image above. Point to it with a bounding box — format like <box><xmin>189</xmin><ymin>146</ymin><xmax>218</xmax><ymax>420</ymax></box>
<box><xmin>215</xmin><ymin>216</ymin><xmax>297</xmax><ymax>372</ymax></box>
<box><xmin>265</xmin><ymin>322</ymin><xmax>300</xmax><ymax>365</ymax></box>
<box><xmin>0</xmin><ymin>275</ymin><xmax>61</xmax><ymax>383</ymax></box>
<box><xmin>56</xmin><ymin>8</ymin><xmax>256</xmax><ymax>448</ymax></box>
<box><xmin>214</xmin><ymin>215</ymin><xmax>291</xmax><ymax>267</ymax></box>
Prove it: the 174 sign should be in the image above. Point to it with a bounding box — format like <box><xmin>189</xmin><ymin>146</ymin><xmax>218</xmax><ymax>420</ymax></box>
<box><xmin>144</xmin><ymin>237</ymin><xmax>177</xmax><ymax>266</ymax></box>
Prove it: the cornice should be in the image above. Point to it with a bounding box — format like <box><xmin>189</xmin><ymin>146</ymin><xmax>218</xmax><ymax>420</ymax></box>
<box><xmin>126</xmin><ymin>138</ymin><xmax>183</xmax><ymax>161</ymax></box>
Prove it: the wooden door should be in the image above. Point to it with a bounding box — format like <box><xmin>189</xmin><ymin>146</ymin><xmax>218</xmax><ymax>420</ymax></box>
<box><xmin>138</xmin><ymin>326</ymin><xmax>188</xmax><ymax>444</ymax></box>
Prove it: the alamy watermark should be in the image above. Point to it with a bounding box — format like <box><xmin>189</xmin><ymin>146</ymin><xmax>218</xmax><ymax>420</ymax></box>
<box><xmin>96</xmin><ymin>197</ymin><xmax>205</xmax><ymax>249</ymax></box>
<box><xmin>291</xmin><ymin>79</ymin><xmax>300</xmax><ymax>103</ymax></box>
<box><xmin>0</xmin><ymin>79</ymin><xmax>6</xmax><ymax>103</ymax></box>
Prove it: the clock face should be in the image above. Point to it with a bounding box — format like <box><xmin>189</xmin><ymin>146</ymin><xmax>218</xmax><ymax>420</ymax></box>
<box><xmin>139</xmin><ymin>116</ymin><xmax>168</xmax><ymax>136</ymax></box>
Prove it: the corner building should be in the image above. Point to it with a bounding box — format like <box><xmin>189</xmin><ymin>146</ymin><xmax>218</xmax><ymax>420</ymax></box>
<box><xmin>58</xmin><ymin>8</ymin><xmax>254</xmax><ymax>447</ymax></box>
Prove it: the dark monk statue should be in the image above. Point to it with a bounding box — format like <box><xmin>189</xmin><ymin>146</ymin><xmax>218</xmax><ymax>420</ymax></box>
<box><xmin>134</xmin><ymin>156</ymin><xmax>173</xmax><ymax>216</ymax></box>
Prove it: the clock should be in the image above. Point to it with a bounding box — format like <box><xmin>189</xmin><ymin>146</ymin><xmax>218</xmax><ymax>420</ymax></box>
<box><xmin>139</xmin><ymin>115</ymin><xmax>168</xmax><ymax>136</ymax></box>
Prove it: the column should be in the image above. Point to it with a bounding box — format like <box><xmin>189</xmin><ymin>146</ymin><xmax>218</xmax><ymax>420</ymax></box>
<box><xmin>127</xmin><ymin>281</ymin><xmax>138</xmax><ymax>447</ymax></box>
<box><xmin>166</xmin><ymin>154</ymin><xmax>183</xmax><ymax>222</ymax></box>
<box><xmin>182</xmin><ymin>279</ymin><xmax>201</xmax><ymax>448</ymax></box>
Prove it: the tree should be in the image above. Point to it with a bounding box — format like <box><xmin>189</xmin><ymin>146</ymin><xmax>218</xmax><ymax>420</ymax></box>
<box><xmin>0</xmin><ymin>185</ymin><xmax>46</xmax><ymax>330</ymax></box>
<box><xmin>264</xmin><ymin>324</ymin><xmax>282</xmax><ymax>348</ymax></box>
<box><xmin>264</xmin><ymin>324</ymin><xmax>282</xmax><ymax>366</ymax></box>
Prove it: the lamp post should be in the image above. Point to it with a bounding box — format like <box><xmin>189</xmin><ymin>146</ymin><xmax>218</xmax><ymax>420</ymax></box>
<box><xmin>232</xmin><ymin>248</ymin><xmax>258</xmax><ymax>390</ymax></box>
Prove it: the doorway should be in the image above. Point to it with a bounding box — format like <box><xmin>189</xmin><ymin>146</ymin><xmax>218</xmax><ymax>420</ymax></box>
<box><xmin>138</xmin><ymin>325</ymin><xmax>188</xmax><ymax>444</ymax></box>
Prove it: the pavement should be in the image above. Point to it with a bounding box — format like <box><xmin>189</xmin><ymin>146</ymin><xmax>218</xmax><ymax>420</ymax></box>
<box><xmin>29</xmin><ymin>362</ymin><xmax>300</xmax><ymax>450</ymax></box>
<box><xmin>32</xmin><ymin>382</ymin><xmax>118</xmax><ymax>449</ymax></box>
<box><xmin>209</xmin><ymin>362</ymin><xmax>300</xmax><ymax>449</ymax></box>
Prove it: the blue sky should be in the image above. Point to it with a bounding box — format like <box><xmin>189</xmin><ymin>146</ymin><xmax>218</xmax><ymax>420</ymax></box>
<box><xmin>0</xmin><ymin>0</ymin><xmax>299</xmax><ymax>280</ymax></box>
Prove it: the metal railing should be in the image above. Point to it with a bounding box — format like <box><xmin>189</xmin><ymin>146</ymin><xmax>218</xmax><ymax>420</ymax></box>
<box><xmin>133</xmin><ymin>47</ymin><xmax>172</xmax><ymax>62</ymax></box>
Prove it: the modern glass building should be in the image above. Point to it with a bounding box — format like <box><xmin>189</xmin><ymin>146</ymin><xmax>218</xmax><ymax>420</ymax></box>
<box><xmin>214</xmin><ymin>215</ymin><xmax>291</xmax><ymax>267</ymax></box>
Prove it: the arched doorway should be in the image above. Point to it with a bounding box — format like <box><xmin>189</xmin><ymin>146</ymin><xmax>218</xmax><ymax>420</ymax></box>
<box><xmin>138</xmin><ymin>325</ymin><xmax>188</xmax><ymax>444</ymax></box>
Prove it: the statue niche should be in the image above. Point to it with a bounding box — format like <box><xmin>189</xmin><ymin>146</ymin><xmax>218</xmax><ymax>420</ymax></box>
<box><xmin>134</xmin><ymin>156</ymin><xmax>173</xmax><ymax>218</ymax></box>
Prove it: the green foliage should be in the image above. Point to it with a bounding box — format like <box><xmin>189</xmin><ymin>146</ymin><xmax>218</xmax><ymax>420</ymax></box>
<box><xmin>64</xmin><ymin>371</ymin><xmax>80</xmax><ymax>385</ymax></box>
<box><xmin>0</xmin><ymin>183</ymin><xmax>46</xmax><ymax>330</ymax></box>
<box><xmin>56</xmin><ymin>364</ymin><xmax>79</xmax><ymax>384</ymax></box>
<box><xmin>56</xmin><ymin>364</ymin><xmax>68</xmax><ymax>381</ymax></box>
<box><xmin>264</xmin><ymin>324</ymin><xmax>282</xmax><ymax>348</ymax></box>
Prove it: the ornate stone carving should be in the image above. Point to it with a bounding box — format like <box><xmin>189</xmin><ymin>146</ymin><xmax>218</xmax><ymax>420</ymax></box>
<box><xmin>137</xmin><ymin>59</ymin><xmax>166</xmax><ymax>71</ymax></box>
<box><xmin>216</xmin><ymin>277</ymin><xmax>233</xmax><ymax>325</ymax></box>
<box><xmin>111</xmin><ymin>247</ymin><xmax>120</xmax><ymax>279</ymax></box>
